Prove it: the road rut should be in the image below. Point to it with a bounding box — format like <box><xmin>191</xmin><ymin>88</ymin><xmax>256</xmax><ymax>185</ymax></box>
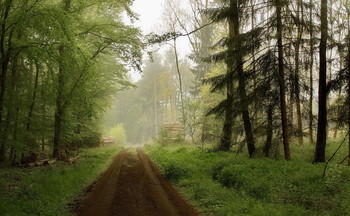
<box><xmin>74</xmin><ymin>148</ymin><xmax>198</xmax><ymax>216</ymax></box>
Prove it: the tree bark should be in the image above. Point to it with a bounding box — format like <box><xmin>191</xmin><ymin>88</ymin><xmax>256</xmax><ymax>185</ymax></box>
<box><xmin>0</xmin><ymin>0</ymin><xmax>12</xmax><ymax>162</ymax></box>
<box><xmin>26</xmin><ymin>63</ymin><xmax>39</xmax><ymax>132</ymax></box>
<box><xmin>153</xmin><ymin>78</ymin><xmax>158</xmax><ymax>136</ymax></box>
<box><xmin>2</xmin><ymin>49</ymin><xmax>20</xmax><ymax>162</ymax></box>
<box><xmin>251</xmin><ymin>0</ymin><xmax>257</xmax><ymax>91</ymax></box>
<box><xmin>264</xmin><ymin>104</ymin><xmax>273</xmax><ymax>157</ymax></box>
<box><xmin>53</xmin><ymin>0</ymin><xmax>71</xmax><ymax>158</ymax></box>
<box><xmin>325</xmin><ymin>0</ymin><xmax>334</xmax><ymax>139</ymax></box>
<box><xmin>219</xmin><ymin>0</ymin><xmax>235</xmax><ymax>151</ymax></box>
<box><xmin>173</xmin><ymin>38</ymin><xmax>186</xmax><ymax>137</ymax></box>
<box><xmin>53</xmin><ymin>46</ymin><xmax>65</xmax><ymax>158</ymax></box>
<box><xmin>347</xmin><ymin>13</ymin><xmax>350</xmax><ymax>165</ymax></box>
<box><xmin>289</xmin><ymin>80</ymin><xmax>294</xmax><ymax>134</ymax></box>
<box><xmin>233</xmin><ymin>2</ymin><xmax>255</xmax><ymax>157</ymax></box>
<box><xmin>348</xmin><ymin>47</ymin><xmax>350</xmax><ymax>166</ymax></box>
<box><xmin>0</xmin><ymin>51</ymin><xmax>11</xmax><ymax>161</ymax></box>
<box><xmin>26</xmin><ymin>62</ymin><xmax>39</xmax><ymax>150</ymax></box>
<box><xmin>0</xmin><ymin>56</ymin><xmax>10</xmax><ymax>162</ymax></box>
<box><xmin>314</xmin><ymin>0</ymin><xmax>328</xmax><ymax>163</ymax></box>
<box><xmin>309</xmin><ymin>0</ymin><xmax>314</xmax><ymax>144</ymax></box>
<box><xmin>295</xmin><ymin>0</ymin><xmax>304</xmax><ymax>145</ymax></box>
<box><xmin>275</xmin><ymin>0</ymin><xmax>291</xmax><ymax>160</ymax></box>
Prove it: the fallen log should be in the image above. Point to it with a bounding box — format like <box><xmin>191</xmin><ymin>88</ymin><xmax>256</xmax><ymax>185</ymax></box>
<box><xmin>24</xmin><ymin>158</ymin><xmax>57</xmax><ymax>168</ymax></box>
<box><xmin>39</xmin><ymin>158</ymin><xmax>51</xmax><ymax>162</ymax></box>
<box><xmin>24</xmin><ymin>155</ymin><xmax>80</xmax><ymax>167</ymax></box>
<box><xmin>67</xmin><ymin>155</ymin><xmax>80</xmax><ymax>164</ymax></box>
<box><xmin>43</xmin><ymin>159</ymin><xmax>57</xmax><ymax>166</ymax></box>
<box><xmin>35</xmin><ymin>161</ymin><xmax>45</xmax><ymax>166</ymax></box>
<box><xmin>25</xmin><ymin>162</ymin><xmax>37</xmax><ymax>168</ymax></box>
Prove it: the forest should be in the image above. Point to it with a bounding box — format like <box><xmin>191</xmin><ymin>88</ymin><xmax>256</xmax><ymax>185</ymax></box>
<box><xmin>107</xmin><ymin>0</ymin><xmax>350</xmax><ymax>163</ymax></box>
<box><xmin>1</xmin><ymin>0</ymin><xmax>350</xmax><ymax>215</ymax></box>
<box><xmin>0</xmin><ymin>0</ymin><xmax>142</xmax><ymax>162</ymax></box>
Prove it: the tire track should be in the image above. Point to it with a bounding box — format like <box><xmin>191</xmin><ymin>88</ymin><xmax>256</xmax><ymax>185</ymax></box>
<box><xmin>74</xmin><ymin>147</ymin><xmax>198</xmax><ymax>216</ymax></box>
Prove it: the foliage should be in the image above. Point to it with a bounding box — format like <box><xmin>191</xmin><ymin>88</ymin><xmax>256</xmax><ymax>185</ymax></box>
<box><xmin>106</xmin><ymin>124</ymin><xmax>127</xmax><ymax>145</ymax></box>
<box><xmin>0</xmin><ymin>0</ymin><xmax>142</xmax><ymax>161</ymax></box>
<box><xmin>180</xmin><ymin>99</ymin><xmax>202</xmax><ymax>142</ymax></box>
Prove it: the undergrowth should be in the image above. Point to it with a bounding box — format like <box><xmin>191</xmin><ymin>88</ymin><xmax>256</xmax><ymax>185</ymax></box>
<box><xmin>0</xmin><ymin>146</ymin><xmax>122</xmax><ymax>216</ymax></box>
<box><xmin>145</xmin><ymin>143</ymin><xmax>350</xmax><ymax>216</ymax></box>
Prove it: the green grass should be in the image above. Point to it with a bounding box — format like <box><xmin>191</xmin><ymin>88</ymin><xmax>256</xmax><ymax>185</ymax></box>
<box><xmin>145</xmin><ymin>143</ymin><xmax>350</xmax><ymax>216</ymax></box>
<box><xmin>0</xmin><ymin>146</ymin><xmax>122</xmax><ymax>216</ymax></box>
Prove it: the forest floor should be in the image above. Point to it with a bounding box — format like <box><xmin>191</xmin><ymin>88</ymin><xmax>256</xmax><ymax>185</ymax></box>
<box><xmin>73</xmin><ymin>147</ymin><xmax>198</xmax><ymax>216</ymax></box>
<box><xmin>145</xmin><ymin>142</ymin><xmax>350</xmax><ymax>216</ymax></box>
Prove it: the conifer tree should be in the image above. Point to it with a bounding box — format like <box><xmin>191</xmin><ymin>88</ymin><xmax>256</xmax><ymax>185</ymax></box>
<box><xmin>314</xmin><ymin>0</ymin><xmax>328</xmax><ymax>163</ymax></box>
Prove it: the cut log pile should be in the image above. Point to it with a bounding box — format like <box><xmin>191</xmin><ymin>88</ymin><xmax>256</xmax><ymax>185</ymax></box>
<box><xmin>161</xmin><ymin>123</ymin><xmax>184</xmax><ymax>139</ymax></box>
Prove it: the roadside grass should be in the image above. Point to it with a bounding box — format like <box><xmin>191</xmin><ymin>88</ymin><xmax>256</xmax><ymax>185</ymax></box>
<box><xmin>145</xmin><ymin>141</ymin><xmax>350</xmax><ymax>216</ymax></box>
<box><xmin>0</xmin><ymin>146</ymin><xmax>122</xmax><ymax>216</ymax></box>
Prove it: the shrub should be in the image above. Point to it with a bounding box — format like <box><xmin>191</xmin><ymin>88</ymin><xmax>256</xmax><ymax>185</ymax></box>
<box><xmin>158</xmin><ymin>158</ymin><xmax>190</xmax><ymax>183</ymax></box>
<box><xmin>106</xmin><ymin>124</ymin><xmax>127</xmax><ymax>144</ymax></box>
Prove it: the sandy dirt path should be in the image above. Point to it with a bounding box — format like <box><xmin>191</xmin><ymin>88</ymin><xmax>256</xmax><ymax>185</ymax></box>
<box><xmin>74</xmin><ymin>148</ymin><xmax>198</xmax><ymax>216</ymax></box>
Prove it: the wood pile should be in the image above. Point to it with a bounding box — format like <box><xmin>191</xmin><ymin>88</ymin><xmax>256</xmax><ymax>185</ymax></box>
<box><xmin>100</xmin><ymin>136</ymin><xmax>115</xmax><ymax>147</ymax></box>
<box><xmin>161</xmin><ymin>123</ymin><xmax>184</xmax><ymax>139</ymax></box>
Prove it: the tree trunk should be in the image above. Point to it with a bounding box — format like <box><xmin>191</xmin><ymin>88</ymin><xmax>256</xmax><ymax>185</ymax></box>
<box><xmin>309</xmin><ymin>0</ymin><xmax>314</xmax><ymax>144</ymax></box>
<box><xmin>1</xmin><ymin>49</ymin><xmax>20</xmax><ymax>162</ymax></box>
<box><xmin>53</xmin><ymin>47</ymin><xmax>65</xmax><ymax>158</ymax></box>
<box><xmin>251</xmin><ymin>0</ymin><xmax>257</xmax><ymax>91</ymax></box>
<box><xmin>348</xmin><ymin>69</ymin><xmax>350</xmax><ymax>165</ymax></box>
<box><xmin>11</xmin><ymin>99</ymin><xmax>20</xmax><ymax>163</ymax></box>
<box><xmin>289</xmin><ymin>81</ymin><xmax>294</xmax><ymax>134</ymax></box>
<box><xmin>264</xmin><ymin>104</ymin><xmax>273</xmax><ymax>157</ymax></box>
<box><xmin>27</xmin><ymin>63</ymin><xmax>39</xmax><ymax>132</ymax></box>
<box><xmin>26</xmin><ymin>62</ymin><xmax>39</xmax><ymax>149</ymax></box>
<box><xmin>53</xmin><ymin>0</ymin><xmax>71</xmax><ymax>158</ymax></box>
<box><xmin>314</xmin><ymin>0</ymin><xmax>328</xmax><ymax>163</ymax></box>
<box><xmin>275</xmin><ymin>0</ymin><xmax>291</xmax><ymax>160</ymax></box>
<box><xmin>0</xmin><ymin>0</ymin><xmax>11</xmax><ymax>160</ymax></box>
<box><xmin>153</xmin><ymin>78</ymin><xmax>158</xmax><ymax>136</ymax></box>
<box><xmin>219</xmin><ymin>0</ymin><xmax>235</xmax><ymax>151</ymax></box>
<box><xmin>233</xmin><ymin>2</ymin><xmax>255</xmax><ymax>157</ymax></box>
<box><xmin>173</xmin><ymin>38</ymin><xmax>186</xmax><ymax>137</ymax></box>
<box><xmin>325</xmin><ymin>0</ymin><xmax>334</xmax><ymax>139</ymax></box>
<box><xmin>347</xmin><ymin>16</ymin><xmax>350</xmax><ymax>166</ymax></box>
<box><xmin>295</xmin><ymin>0</ymin><xmax>304</xmax><ymax>145</ymax></box>
<box><xmin>0</xmin><ymin>51</ymin><xmax>10</xmax><ymax>162</ymax></box>
<box><xmin>219</xmin><ymin>65</ymin><xmax>234</xmax><ymax>151</ymax></box>
<box><xmin>0</xmin><ymin>56</ymin><xmax>9</xmax><ymax>162</ymax></box>
<box><xmin>0</xmin><ymin>0</ymin><xmax>12</xmax><ymax>124</ymax></box>
<box><xmin>53</xmin><ymin>101</ymin><xmax>63</xmax><ymax>158</ymax></box>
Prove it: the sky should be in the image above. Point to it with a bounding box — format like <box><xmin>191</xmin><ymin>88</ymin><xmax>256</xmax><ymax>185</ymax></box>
<box><xmin>130</xmin><ymin>0</ymin><xmax>190</xmax><ymax>53</ymax></box>
<box><xmin>131</xmin><ymin>0</ymin><xmax>164</xmax><ymax>34</ymax></box>
<box><xmin>129</xmin><ymin>0</ymin><xmax>191</xmax><ymax>74</ymax></box>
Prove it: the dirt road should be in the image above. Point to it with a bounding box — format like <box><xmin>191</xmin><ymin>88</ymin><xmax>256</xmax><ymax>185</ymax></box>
<box><xmin>74</xmin><ymin>148</ymin><xmax>198</xmax><ymax>216</ymax></box>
